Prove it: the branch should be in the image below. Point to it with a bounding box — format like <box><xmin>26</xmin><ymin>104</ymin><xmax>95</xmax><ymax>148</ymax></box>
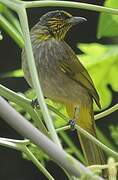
<box><xmin>75</xmin><ymin>125</ymin><xmax>118</xmax><ymax>160</ymax></box>
<box><xmin>0</xmin><ymin>14</ymin><xmax>24</xmax><ymax>48</ymax></box>
<box><xmin>1</xmin><ymin>83</ymin><xmax>118</xmax><ymax>152</ymax></box>
<box><xmin>54</xmin><ymin>124</ymin><xmax>118</xmax><ymax>161</ymax></box>
<box><xmin>0</xmin><ymin>96</ymin><xmax>104</xmax><ymax>180</ymax></box>
<box><xmin>18</xmin><ymin>6</ymin><xmax>61</xmax><ymax>147</ymax></box>
<box><xmin>89</xmin><ymin>162</ymin><xmax>118</xmax><ymax>171</ymax></box>
<box><xmin>95</xmin><ymin>104</ymin><xmax>118</xmax><ymax>120</ymax></box>
<box><xmin>23</xmin><ymin>147</ymin><xmax>55</xmax><ymax>180</ymax></box>
<box><xmin>0</xmin><ymin>137</ymin><xmax>54</xmax><ymax>180</ymax></box>
<box><xmin>0</xmin><ymin>0</ymin><xmax>62</xmax><ymax>147</ymax></box>
<box><xmin>0</xmin><ymin>84</ymin><xmax>48</xmax><ymax>136</ymax></box>
<box><xmin>89</xmin><ymin>158</ymin><xmax>117</xmax><ymax>180</ymax></box>
<box><xmin>24</xmin><ymin>1</ymin><xmax>118</xmax><ymax>15</ymax></box>
<box><xmin>48</xmin><ymin>103</ymin><xmax>118</xmax><ymax>122</ymax></box>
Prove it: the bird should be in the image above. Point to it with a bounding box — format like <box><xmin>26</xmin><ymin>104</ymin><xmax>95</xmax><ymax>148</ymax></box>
<box><xmin>21</xmin><ymin>10</ymin><xmax>107</xmax><ymax>178</ymax></box>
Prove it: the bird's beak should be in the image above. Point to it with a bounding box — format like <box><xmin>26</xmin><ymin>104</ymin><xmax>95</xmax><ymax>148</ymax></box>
<box><xmin>68</xmin><ymin>16</ymin><xmax>87</xmax><ymax>25</ymax></box>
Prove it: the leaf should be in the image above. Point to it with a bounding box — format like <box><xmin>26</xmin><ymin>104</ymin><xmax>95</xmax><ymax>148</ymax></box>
<box><xmin>97</xmin><ymin>0</ymin><xmax>118</xmax><ymax>38</ymax></box>
<box><xmin>78</xmin><ymin>43</ymin><xmax>118</xmax><ymax>109</ymax></box>
<box><xmin>1</xmin><ymin>69</ymin><xmax>23</xmax><ymax>78</ymax></box>
<box><xmin>0</xmin><ymin>3</ymin><xmax>6</xmax><ymax>13</ymax></box>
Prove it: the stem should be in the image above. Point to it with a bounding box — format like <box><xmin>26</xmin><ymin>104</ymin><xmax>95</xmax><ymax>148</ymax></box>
<box><xmin>0</xmin><ymin>137</ymin><xmax>29</xmax><ymax>145</ymax></box>
<box><xmin>88</xmin><ymin>162</ymin><xmax>118</xmax><ymax>170</ymax></box>
<box><xmin>1</xmin><ymin>82</ymin><xmax>118</xmax><ymax>138</ymax></box>
<box><xmin>0</xmin><ymin>96</ymin><xmax>103</xmax><ymax>179</ymax></box>
<box><xmin>56</xmin><ymin>125</ymin><xmax>118</xmax><ymax>159</ymax></box>
<box><xmin>3</xmin><ymin>7</ymin><xmax>22</xmax><ymax>35</ymax></box>
<box><xmin>75</xmin><ymin>124</ymin><xmax>118</xmax><ymax>160</ymax></box>
<box><xmin>0</xmin><ymin>84</ymin><xmax>30</xmax><ymax>106</ymax></box>
<box><xmin>95</xmin><ymin>104</ymin><xmax>118</xmax><ymax>120</ymax></box>
<box><xmin>0</xmin><ymin>138</ymin><xmax>30</xmax><ymax>151</ymax></box>
<box><xmin>56</xmin><ymin>125</ymin><xmax>70</xmax><ymax>132</ymax></box>
<box><xmin>47</xmin><ymin>104</ymin><xmax>69</xmax><ymax>122</ymax></box>
<box><xmin>1</xmin><ymin>0</ymin><xmax>118</xmax><ymax>16</ymax></box>
<box><xmin>17</xmin><ymin>7</ymin><xmax>61</xmax><ymax>147</ymax></box>
<box><xmin>108</xmin><ymin>157</ymin><xmax>117</xmax><ymax>180</ymax></box>
<box><xmin>0</xmin><ymin>137</ymin><xmax>54</xmax><ymax>180</ymax></box>
<box><xmin>23</xmin><ymin>147</ymin><xmax>54</xmax><ymax>180</ymax></box>
<box><xmin>55</xmin><ymin>124</ymin><xmax>118</xmax><ymax>160</ymax></box>
<box><xmin>1</xmin><ymin>83</ymin><xmax>118</xmax><ymax>145</ymax></box>
<box><xmin>24</xmin><ymin>1</ymin><xmax>118</xmax><ymax>15</ymax></box>
<box><xmin>48</xmin><ymin>103</ymin><xmax>118</xmax><ymax>122</ymax></box>
<box><xmin>0</xmin><ymin>84</ymin><xmax>48</xmax><ymax>136</ymax></box>
<box><xmin>0</xmin><ymin>138</ymin><xmax>22</xmax><ymax>150</ymax></box>
<box><xmin>96</xmin><ymin>128</ymin><xmax>117</xmax><ymax>152</ymax></box>
<box><xmin>0</xmin><ymin>0</ymin><xmax>23</xmax><ymax>11</ymax></box>
<box><xmin>0</xmin><ymin>14</ymin><xmax>24</xmax><ymax>48</ymax></box>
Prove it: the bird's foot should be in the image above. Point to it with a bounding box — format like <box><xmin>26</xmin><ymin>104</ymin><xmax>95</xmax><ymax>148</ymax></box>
<box><xmin>68</xmin><ymin>119</ymin><xmax>76</xmax><ymax>131</ymax></box>
<box><xmin>31</xmin><ymin>98</ymin><xmax>40</xmax><ymax>109</ymax></box>
<box><xmin>31</xmin><ymin>97</ymin><xmax>47</xmax><ymax>109</ymax></box>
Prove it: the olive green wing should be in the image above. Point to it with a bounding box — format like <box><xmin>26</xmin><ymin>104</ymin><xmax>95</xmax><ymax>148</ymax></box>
<box><xmin>60</xmin><ymin>45</ymin><xmax>101</xmax><ymax>109</ymax></box>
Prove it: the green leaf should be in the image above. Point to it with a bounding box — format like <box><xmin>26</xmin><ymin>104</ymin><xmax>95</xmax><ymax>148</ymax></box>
<box><xmin>0</xmin><ymin>14</ymin><xmax>24</xmax><ymax>48</ymax></box>
<box><xmin>0</xmin><ymin>3</ymin><xmax>6</xmax><ymax>13</ymax></box>
<box><xmin>97</xmin><ymin>0</ymin><xmax>118</xmax><ymax>38</ymax></box>
<box><xmin>78</xmin><ymin>43</ymin><xmax>118</xmax><ymax>109</ymax></box>
<box><xmin>1</xmin><ymin>69</ymin><xmax>23</xmax><ymax>78</ymax></box>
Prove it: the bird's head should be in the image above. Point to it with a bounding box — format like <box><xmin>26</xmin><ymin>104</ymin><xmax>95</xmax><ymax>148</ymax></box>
<box><xmin>40</xmin><ymin>10</ymin><xmax>87</xmax><ymax>40</ymax></box>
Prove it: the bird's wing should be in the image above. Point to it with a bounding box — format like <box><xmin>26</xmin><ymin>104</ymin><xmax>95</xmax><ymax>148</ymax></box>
<box><xmin>59</xmin><ymin>43</ymin><xmax>101</xmax><ymax>108</ymax></box>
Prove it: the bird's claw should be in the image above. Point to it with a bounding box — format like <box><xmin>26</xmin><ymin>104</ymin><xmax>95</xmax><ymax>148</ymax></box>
<box><xmin>31</xmin><ymin>98</ymin><xmax>40</xmax><ymax>109</ymax></box>
<box><xmin>68</xmin><ymin>119</ymin><xmax>76</xmax><ymax>131</ymax></box>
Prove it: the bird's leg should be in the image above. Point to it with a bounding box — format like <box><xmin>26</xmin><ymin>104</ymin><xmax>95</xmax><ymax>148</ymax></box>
<box><xmin>68</xmin><ymin>119</ymin><xmax>76</xmax><ymax>131</ymax></box>
<box><xmin>68</xmin><ymin>107</ymin><xmax>77</xmax><ymax>131</ymax></box>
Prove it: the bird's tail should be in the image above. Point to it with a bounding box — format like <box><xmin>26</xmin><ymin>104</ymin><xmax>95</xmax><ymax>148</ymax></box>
<box><xmin>66</xmin><ymin>103</ymin><xmax>108</xmax><ymax>179</ymax></box>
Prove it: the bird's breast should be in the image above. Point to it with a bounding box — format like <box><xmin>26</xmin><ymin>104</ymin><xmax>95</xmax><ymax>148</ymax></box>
<box><xmin>22</xmin><ymin>39</ymin><xmax>90</xmax><ymax>105</ymax></box>
<box><xmin>34</xmin><ymin>39</ymin><xmax>70</xmax><ymax>101</ymax></box>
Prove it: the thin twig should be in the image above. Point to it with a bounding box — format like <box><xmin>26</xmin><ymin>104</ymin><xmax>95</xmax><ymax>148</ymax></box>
<box><xmin>17</xmin><ymin>7</ymin><xmax>61</xmax><ymax>147</ymax></box>
<box><xmin>95</xmin><ymin>104</ymin><xmax>118</xmax><ymax>120</ymax></box>
<box><xmin>0</xmin><ymin>96</ymin><xmax>103</xmax><ymax>179</ymax></box>
<box><xmin>88</xmin><ymin>162</ymin><xmax>118</xmax><ymax>171</ymax></box>
<box><xmin>0</xmin><ymin>14</ymin><xmax>24</xmax><ymax>48</ymax></box>
<box><xmin>75</xmin><ymin>125</ymin><xmax>118</xmax><ymax>160</ymax></box>
<box><xmin>23</xmin><ymin>146</ymin><xmax>55</xmax><ymax>180</ymax></box>
<box><xmin>24</xmin><ymin>1</ymin><xmax>118</xmax><ymax>15</ymax></box>
<box><xmin>56</xmin><ymin>125</ymin><xmax>70</xmax><ymax>132</ymax></box>
<box><xmin>1</xmin><ymin>84</ymin><xmax>118</xmax><ymax>158</ymax></box>
<box><xmin>54</xmin><ymin>124</ymin><xmax>118</xmax><ymax>160</ymax></box>
<box><xmin>0</xmin><ymin>84</ymin><xmax>118</xmax><ymax>123</ymax></box>
<box><xmin>0</xmin><ymin>137</ymin><xmax>54</xmax><ymax>180</ymax></box>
